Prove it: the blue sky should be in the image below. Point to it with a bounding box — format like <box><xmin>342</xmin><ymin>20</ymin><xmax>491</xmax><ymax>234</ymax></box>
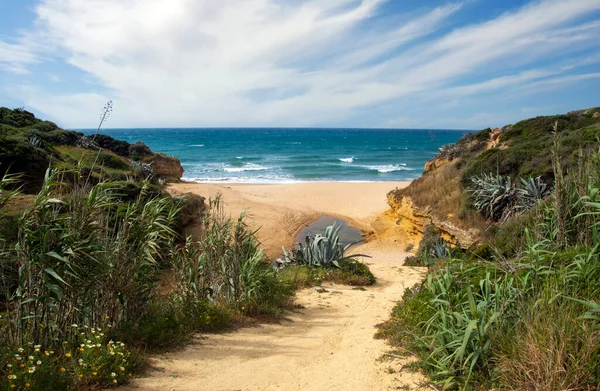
<box><xmin>0</xmin><ymin>0</ymin><xmax>599</xmax><ymax>129</ymax></box>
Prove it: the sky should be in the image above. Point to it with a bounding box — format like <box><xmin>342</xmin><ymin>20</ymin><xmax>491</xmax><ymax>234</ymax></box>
<box><xmin>0</xmin><ymin>0</ymin><xmax>599</xmax><ymax>130</ymax></box>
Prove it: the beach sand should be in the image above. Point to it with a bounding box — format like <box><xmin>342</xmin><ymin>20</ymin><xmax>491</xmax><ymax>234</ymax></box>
<box><xmin>120</xmin><ymin>181</ymin><xmax>428</xmax><ymax>391</ymax></box>
<box><xmin>167</xmin><ymin>181</ymin><xmax>414</xmax><ymax>259</ymax></box>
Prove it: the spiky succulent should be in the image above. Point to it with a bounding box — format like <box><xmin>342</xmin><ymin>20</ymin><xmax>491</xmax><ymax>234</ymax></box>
<box><xmin>517</xmin><ymin>176</ymin><xmax>549</xmax><ymax>210</ymax></box>
<box><xmin>277</xmin><ymin>221</ymin><xmax>370</xmax><ymax>268</ymax></box>
<box><xmin>468</xmin><ymin>174</ymin><xmax>518</xmax><ymax>221</ymax></box>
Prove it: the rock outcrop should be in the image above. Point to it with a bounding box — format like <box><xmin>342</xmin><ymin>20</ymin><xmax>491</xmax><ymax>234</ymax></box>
<box><xmin>386</xmin><ymin>191</ymin><xmax>480</xmax><ymax>248</ymax></box>
<box><xmin>176</xmin><ymin>192</ymin><xmax>206</xmax><ymax>241</ymax></box>
<box><xmin>424</xmin><ymin>157</ymin><xmax>450</xmax><ymax>172</ymax></box>
<box><xmin>148</xmin><ymin>154</ymin><xmax>184</xmax><ymax>182</ymax></box>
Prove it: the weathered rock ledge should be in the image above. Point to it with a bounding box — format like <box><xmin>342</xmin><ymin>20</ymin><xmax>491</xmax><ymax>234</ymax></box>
<box><xmin>386</xmin><ymin>191</ymin><xmax>479</xmax><ymax>248</ymax></box>
<box><xmin>146</xmin><ymin>154</ymin><xmax>184</xmax><ymax>182</ymax></box>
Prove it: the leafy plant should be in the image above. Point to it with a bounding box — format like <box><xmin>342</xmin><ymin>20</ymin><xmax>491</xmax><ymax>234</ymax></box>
<box><xmin>277</xmin><ymin>221</ymin><xmax>370</xmax><ymax>268</ymax></box>
<box><xmin>517</xmin><ymin>176</ymin><xmax>550</xmax><ymax>210</ymax></box>
<box><xmin>468</xmin><ymin>173</ymin><xmax>517</xmax><ymax>221</ymax></box>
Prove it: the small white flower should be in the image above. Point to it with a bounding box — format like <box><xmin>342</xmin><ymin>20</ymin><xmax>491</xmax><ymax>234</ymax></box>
<box><xmin>17</xmin><ymin>348</ymin><xmax>24</xmax><ymax>353</ymax></box>
<box><xmin>111</xmin><ymin>372</ymin><xmax>116</xmax><ymax>378</ymax></box>
<box><xmin>28</xmin><ymin>356</ymin><xmax>34</xmax><ymax>361</ymax></box>
<box><xmin>71</xmin><ymin>324</ymin><xmax>78</xmax><ymax>328</ymax></box>
<box><xmin>36</xmin><ymin>360</ymin><xmax>41</xmax><ymax>365</ymax></box>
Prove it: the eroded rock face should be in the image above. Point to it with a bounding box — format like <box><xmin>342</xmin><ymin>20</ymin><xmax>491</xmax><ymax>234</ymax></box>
<box><xmin>386</xmin><ymin>191</ymin><xmax>479</xmax><ymax>248</ymax></box>
<box><xmin>594</xmin><ymin>112</ymin><xmax>600</xmax><ymax>119</ymax></box>
<box><xmin>424</xmin><ymin>157</ymin><xmax>450</xmax><ymax>172</ymax></box>
<box><xmin>176</xmin><ymin>193</ymin><xmax>206</xmax><ymax>241</ymax></box>
<box><xmin>149</xmin><ymin>154</ymin><xmax>184</xmax><ymax>182</ymax></box>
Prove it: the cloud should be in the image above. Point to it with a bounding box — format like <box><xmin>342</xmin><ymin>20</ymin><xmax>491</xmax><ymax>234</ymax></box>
<box><xmin>9</xmin><ymin>0</ymin><xmax>600</xmax><ymax>127</ymax></box>
<box><xmin>0</xmin><ymin>40</ymin><xmax>37</xmax><ymax>74</ymax></box>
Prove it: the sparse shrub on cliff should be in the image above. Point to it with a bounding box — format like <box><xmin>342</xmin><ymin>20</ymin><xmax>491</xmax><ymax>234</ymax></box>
<box><xmin>129</xmin><ymin>141</ymin><xmax>153</xmax><ymax>159</ymax></box>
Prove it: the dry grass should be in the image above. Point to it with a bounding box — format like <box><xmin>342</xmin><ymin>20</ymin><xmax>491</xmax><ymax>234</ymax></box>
<box><xmin>393</xmin><ymin>161</ymin><xmax>489</xmax><ymax>234</ymax></box>
<box><xmin>492</xmin><ymin>299</ymin><xmax>600</xmax><ymax>391</ymax></box>
<box><xmin>399</xmin><ymin>162</ymin><xmax>462</xmax><ymax>214</ymax></box>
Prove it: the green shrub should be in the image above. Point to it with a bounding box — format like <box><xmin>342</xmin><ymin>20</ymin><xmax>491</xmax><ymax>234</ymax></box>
<box><xmin>171</xmin><ymin>196</ymin><xmax>294</xmax><ymax>317</ymax></box>
<box><xmin>0</xmin><ymin>327</ymin><xmax>135</xmax><ymax>390</ymax></box>
<box><xmin>415</xmin><ymin>225</ymin><xmax>447</xmax><ymax>265</ymax></box>
<box><xmin>376</xmin><ymin>283</ymin><xmax>434</xmax><ymax>351</ymax></box>
<box><xmin>277</xmin><ymin>260</ymin><xmax>376</xmax><ymax>288</ymax></box>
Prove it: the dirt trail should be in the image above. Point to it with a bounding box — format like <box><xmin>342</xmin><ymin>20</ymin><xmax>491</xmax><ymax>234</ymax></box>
<box><xmin>120</xmin><ymin>182</ymin><xmax>428</xmax><ymax>390</ymax></box>
<box><xmin>120</xmin><ymin>245</ymin><xmax>427</xmax><ymax>391</ymax></box>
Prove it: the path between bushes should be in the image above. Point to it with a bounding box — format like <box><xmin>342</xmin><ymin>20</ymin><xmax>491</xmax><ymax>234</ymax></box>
<box><xmin>118</xmin><ymin>242</ymin><xmax>428</xmax><ymax>391</ymax></box>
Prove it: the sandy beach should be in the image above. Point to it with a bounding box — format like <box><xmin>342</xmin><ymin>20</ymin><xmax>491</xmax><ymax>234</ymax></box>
<box><xmin>120</xmin><ymin>181</ymin><xmax>428</xmax><ymax>390</ymax></box>
<box><xmin>167</xmin><ymin>181</ymin><xmax>413</xmax><ymax>259</ymax></box>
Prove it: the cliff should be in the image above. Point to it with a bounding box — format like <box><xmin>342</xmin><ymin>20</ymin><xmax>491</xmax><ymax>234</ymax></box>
<box><xmin>387</xmin><ymin>106</ymin><xmax>600</xmax><ymax>248</ymax></box>
<box><xmin>0</xmin><ymin>107</ymin><xmax>184</xmax><ymax>192</ymax></box>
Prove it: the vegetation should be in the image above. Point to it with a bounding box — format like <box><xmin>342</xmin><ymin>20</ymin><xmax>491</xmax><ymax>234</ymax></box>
<box><xmin>0</xmin><ymin>107</ymin><xmax>171</xmax><ymax>193</ymax></box>
<box><xmin>404</xmin><ymin>225</ymin><xmax>448</xmax><ymax>267</ymax></box>
<box><xmin>0</xmin><ymin>166</ymin><xmax>294</xmax><ymax>389</ymax></box>
<box><xmin>468</xmin><ymin>174</ymin><xmax>549</xmax><ymax>222</ymax></box>
<box><xmin>276</xmin><ymin>221</ymin><xmax>375</xmax><ymax>286</ymax></box>
<box><xmin>379</xmin><ymin>120</ymin><xmax>600</xmax><ymax>389</ymax></box>
<box><xmin>389</xmin><ymin>107</ymin><xmax>600</xmax><ymax>240</ymax></box>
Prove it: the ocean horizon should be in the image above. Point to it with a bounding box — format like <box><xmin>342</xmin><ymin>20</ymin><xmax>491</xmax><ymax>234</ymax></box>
<box><xmin>86</xmin><ymin>128</ymin><xmax>471</xmax><ymax>183</ymax></box>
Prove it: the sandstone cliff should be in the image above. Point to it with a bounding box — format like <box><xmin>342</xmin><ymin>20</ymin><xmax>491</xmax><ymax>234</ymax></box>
<box><xmin>387</xmin><ymin>106</ymin><xmax>600</xmax><ymax>249</ymax></box>
<box><xmin>146</xmin><ymin>154</ymin><xmax>184</xmax><ymax>182</ymax></box>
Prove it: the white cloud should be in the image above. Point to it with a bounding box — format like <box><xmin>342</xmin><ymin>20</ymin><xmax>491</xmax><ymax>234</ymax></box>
<box><xmin>0</xmin><ymin>40</ymin><xmax>37</xmax><ymax>74</ymax></box>
<box><xmin>9</xmin><ymin>0</ymin><xmax>600</xmax><ymax>127</ymax></box>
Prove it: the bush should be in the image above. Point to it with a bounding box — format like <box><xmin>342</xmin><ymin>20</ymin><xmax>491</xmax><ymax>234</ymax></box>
<box><xmin>277</xmin><ymin>259</ymin><xmax>376</xmax><ymax>288</ymax></box>
<box><xmin>0</xmin><ymin>327</ymin><xmax>135</xmax><ymax>390</ymax></box>
<box><xmin>92</xmin><ymin>134</ymin><xmax>131</xmax><ymax>157</ymax></box>
<box><xmin>415</xmin><ymin>224</ymin><xmax>447</xmax><ymax>265</ymax></box>
<box><xmin>129</xmin><ymin>142</ymin><xmax>152</xmax><ymax>159</ymax></box>
<box><xmin>171</xmin><ymin>196</ymin><xmax>294</xmax><ymax>317</ymax></box>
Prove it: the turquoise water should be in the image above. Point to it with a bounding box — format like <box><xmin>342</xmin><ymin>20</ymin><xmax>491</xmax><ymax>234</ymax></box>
<box><xmin>94</xmin><ymin>128</ymin><xmax>469</xmax><ymax>183</ymax></box>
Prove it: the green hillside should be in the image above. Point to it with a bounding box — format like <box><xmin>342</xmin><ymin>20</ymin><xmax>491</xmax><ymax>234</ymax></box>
<box><xmin>0</xmin><ymin>107</ymin><xmax>181</xmax><ymax>192</ymax></box>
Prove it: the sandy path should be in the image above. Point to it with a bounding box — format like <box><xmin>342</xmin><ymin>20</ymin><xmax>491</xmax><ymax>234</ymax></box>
<box><xmin>120</xmin><ymin>182</ymin><xmax>428</xmax><ymax>391</ymax></box>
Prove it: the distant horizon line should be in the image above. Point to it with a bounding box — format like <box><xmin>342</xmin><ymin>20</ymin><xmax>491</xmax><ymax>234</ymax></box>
<box><xmin>75</xmin><ymin>126</ymin><xmax>477</xmax><ymax>132</ymax></box>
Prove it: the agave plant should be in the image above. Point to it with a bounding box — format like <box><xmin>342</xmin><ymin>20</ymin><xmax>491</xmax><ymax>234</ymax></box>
<box><xmin>277</xmin><ymin>221</ymin><xmax>370</xmax><ymax>268</ymax></box>
<box><xmin>517</xmin><ymin>176</ymin><xmax>549</xmax><ymax>210</ymax></box>
<box><xmin>431</xmin><ymin>241</ymin><xmax>448</xmax><ymax>259</ymax></box>
<box><xmin>468</xmin><ymin>174</ymin><xmax>517</xmax><ymax>221</ymax></box>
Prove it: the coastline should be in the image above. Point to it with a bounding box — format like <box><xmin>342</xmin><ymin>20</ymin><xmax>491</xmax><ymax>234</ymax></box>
<box><xmin>167</xmin><ymin>181</ymin><xmax>412</xmax><ymax>258</ymax></box>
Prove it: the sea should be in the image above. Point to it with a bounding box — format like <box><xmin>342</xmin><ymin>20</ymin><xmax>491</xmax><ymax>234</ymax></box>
<box><xmin>91</xmin><ymin>128</ymin><xmax>470</xmax><ymax>183</ymax></box>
